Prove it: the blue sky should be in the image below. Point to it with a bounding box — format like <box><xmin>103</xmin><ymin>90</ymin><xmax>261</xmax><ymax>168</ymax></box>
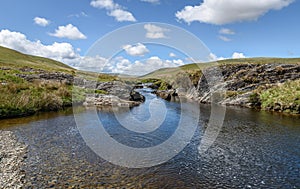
<box><xmin>0</xmin><ymin>0</ymin><xmax>299</xmax><ymax>75</ymax></box>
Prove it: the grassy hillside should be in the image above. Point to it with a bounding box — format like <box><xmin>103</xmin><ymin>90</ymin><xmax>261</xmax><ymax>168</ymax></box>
<box><xmin>0</xmin><ymin>46</ymin><xmax>79</xmax><ymax>118</ymax></box>
<box><xmin>0</xmin><ymin>46</ymin><xmax>122</xmax><ymax>118</ymax></box>
<box><xmin>0</xmin><ymin>46</ymin><xmax>74</xmax><ymax>73</ymax></box>
<box><xmin>142</xmin><ymin>57</ymin><xmax>300</xmax><ymax>79</ymax></box>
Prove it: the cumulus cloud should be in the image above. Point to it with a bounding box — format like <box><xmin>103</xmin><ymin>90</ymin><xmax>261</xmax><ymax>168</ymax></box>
<box><xmin>108</xmin><ymin>9</ymin><xmax>136</xmax><ymax>22</ymax></box>
<box><xmin>123</xmin><ymin>43</ymin><xmax>149</xmax><ymax>56</ymax></box>
<box><xmin>107</xmin><ymin>56</ymin><xmax>185</xmax><ymax>75</ymax></box>
<box><xmin>176</xmin><ymin>0</ymin><xmax>294</xmax><ymax>25</ymax></box>
<box><xmin>90</xmin><ymin>0</ymin><xmax>118</xmax><ymax>9</ymax></box>
<box><xmin>69</xmin><ymin>56</ymin><xmax>109</xmax><ymax>72</ymax></box>
<box><xmin>0</xmin><ymin>29</ymin><xmax>78</xmax><ymax>62</ymax></box>
<box><xmin>208</xmin><ymin>52</ymin><xmax>246</xmax><ymax>61</ymax></box>
<box><xmin>219</xmin><ymin>28</ymin><xmax>235</xmax><ymax>35</ymax></box>
<box><xmin>232</xmin><ymin>52</ymin><xmax>246</xmax><ymax>59</ymax></box>
<box><xmin>219</xmin><ymin>36</ymin><xmax>231</xmax><ymax>42</ymax></box>
<box><xmin>208</xmin><ymin>53</ymin><xmax>224</xmax><ymax>61</ymax></box>
<box><xmin>0</xmin><ymin>29</ymin><xmax>112</xmax><ymax>72</ymax></box>
<box><xmin>144</xmin><ymin>24</ymin><xmax>169</xmax><ymax>39</ymax></box>
<box><xmin>169</xmin><ymin>52</ymin><xmax>177</xmax><ymax>57</ymax></box>
<box><xmin>33</xmin><ymin>17</ymin><xmax>50</xmax><ymax>27</ymax></box>
<box><xmin>90</xmin><ymin>0</ymin><xmax>136</xmax><ymax>22</ymax></box>
<box><xmin>49</xmin><ymin>24</ymin><xmax>87</xmax><ymax>40</ymax></box>
<box><xmin>140</xmin><ymin>0</ymin><xmax>160</xmax><ymax>4</ymax></box>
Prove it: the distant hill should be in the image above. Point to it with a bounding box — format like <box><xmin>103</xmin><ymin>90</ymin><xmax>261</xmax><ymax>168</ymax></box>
<box><xmin>142</xmin><ymin>57</ymin><xmax>300</xmax><ymax>79</ymax></box>
<box><xmin>0</xmin><ymin>46</ymin><xmax>74</xmax><ymax>73</ymax></box>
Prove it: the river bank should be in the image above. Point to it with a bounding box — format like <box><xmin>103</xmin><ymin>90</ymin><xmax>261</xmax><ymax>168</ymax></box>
<box><xmin>0</xmin><ymin>130</ymin><xmax>27</xmax><ymax>188</ymax></box>
<box><xmin>146</xmin><ymin>62</ymin><xmax>300</xmax><ymax>114</ymax></box>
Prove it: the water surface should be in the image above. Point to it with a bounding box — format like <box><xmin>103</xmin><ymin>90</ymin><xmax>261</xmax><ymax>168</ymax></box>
<box><xmin>1</xmin><ymin>89</ymin><xmax>300</xmax><ymax>188</ymax></box>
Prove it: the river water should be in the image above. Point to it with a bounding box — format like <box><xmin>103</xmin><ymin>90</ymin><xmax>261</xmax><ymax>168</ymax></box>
<box><xmin>1</xmin><ymin>88</ymin><xmax>300</xmax><ymax>188</ymax></box>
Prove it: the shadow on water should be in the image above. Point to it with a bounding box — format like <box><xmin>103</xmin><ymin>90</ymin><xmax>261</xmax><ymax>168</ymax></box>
<box><xmin>1</xmin><ymin>88</ymin><xmax>300</xmax><ymax>188</ymax></box>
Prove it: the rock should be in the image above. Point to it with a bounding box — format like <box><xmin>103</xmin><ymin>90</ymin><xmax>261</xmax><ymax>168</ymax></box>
<box><xmin>84</xmin><ymin>95</ymin><xmax>141</xmax><ymax>108</ymax></box>
<box><xmin>16</xmin><ymin>72</ymin><xmax>74</xmax><ymax>85</ymax></box>
<box><xmin>130</xmin><ymin>91</ymin><xmax>145</xmax><ymax>102</ymax></box>
<box><xmin>155</xmin><ymin>89</ymin><xmax>178</xmax><ymax>101</ymax></box>
<box><xmin>179</xmin><ymin>63</ymin><xmax>300</xmax><ymax>113</ymax></box>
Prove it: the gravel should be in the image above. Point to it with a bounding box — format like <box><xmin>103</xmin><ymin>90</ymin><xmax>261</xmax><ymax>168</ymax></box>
<box><xmin>0</xmin><ymin>130</ymin><xmax>27</xmax><ymax>189</ymax></box>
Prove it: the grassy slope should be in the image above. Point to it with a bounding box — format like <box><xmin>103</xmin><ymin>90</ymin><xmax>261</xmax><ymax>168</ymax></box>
<box><xmin>0</xmin><ymin>46</ymin><xmax>92</xmax><ymax>118</ymax></box>
<box><xmin>142</xmin><ymin>57</ymin><xmax>300</xmax><ymax>79</ymax></box>
<box><xmin>0</xmin><ymin>46</ymin><xmax>74</xmax><ymax>73</ymax></box>
<box><xmin>0</xmin><ymin>46</ymin><xmax>121</xmax><ymax>118</ymax></box>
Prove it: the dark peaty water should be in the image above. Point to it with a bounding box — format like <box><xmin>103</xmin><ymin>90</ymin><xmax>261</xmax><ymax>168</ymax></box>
<box><xmin>1</xmin><ymin>88</ymin><xmax>300</xmax><ymax>188</ymax></box>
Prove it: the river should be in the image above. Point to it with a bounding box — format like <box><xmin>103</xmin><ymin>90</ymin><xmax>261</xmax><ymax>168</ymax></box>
<box><xmin>1</xmin><ymin>88</ymin><xmax>300</xmax><ymax>188</ymax></box>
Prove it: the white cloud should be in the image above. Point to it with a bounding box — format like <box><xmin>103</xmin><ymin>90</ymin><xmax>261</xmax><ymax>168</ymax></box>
<box><xmin>144</xmin><ymin>24</ymin><xmax>169</xmax><ymax>39</ymax></box>
<box><xmin>208</xmin><ymin>53</ymin><xmax>225</xmax><ymax>61</ymax></box>
<box><xmin>33</xmin><ymin>17</ymin><xmax>50</xmax><ymax>27</ymax></box>
<box><xmin>219</xmin><ymin>28</ymin><xmax>235</xmax><ymax>35</ymax></box>
<box><xmin>232</xmin><ymin>52</ymin><xmax>246</xmax><ymax>59</ymax></box>
<box><xmin>0</xmin><ymin>29</ymin><xmax>112</xmax><ymax>72</ymax></box>
<box><xmin>50</xmin><ymin>24</ymin><xmax>87</xmax><ymax>40</ymax></box>
<box><xmin>169</xmin><ymin>52</ymin><xmax>177</xmax><ymax>57</ymax></box>
<box><xmin>140</xmin><ymin>0</ymin><xmax>160</xmax><ymax>4</ymax></box>
<box><xmin>219</xmin><ymin>35</ymin><xmax>231</xmax><ymax>42</ymax></box>
<box><xmin>90</xmin><ymin>0</ymin><xmax>136</xmax><ymax>22</ymax></box>
<box><xmin>90</xmin><ymin>0</ymin><xmax>118</xmax><ymax>10</ymax></box>
<box><xmin>176</xmin><ymin>0</ymin><xmax>294</xmax><ymax>25</ymax></box>
<box><xmin>108</xmin><ymin>56</ymin><xmax>185</xmax><ymax>75</ymax></box>
<box><xmin>208</xmin><ymin>52</ymin><xmax>246</xmax><ymax>61</ymax></box>
<box><xmin>123</xmin><ymin>43</ymin><xmax>149</xmax><ymax>56</ymax></box>
<box><xmin>69</xmin><ymin>56</ymin><xmax>109</xmax><ymax>72</ymax></box>
<box><xmin>109</xmin><ymin>9</ymin><xmax>136</xmax><ymax>22</ymax></box>
<box><xmin>0</xmin><ymin>29</ymin><xmax>78</xmax><ymax>62</ymax></box>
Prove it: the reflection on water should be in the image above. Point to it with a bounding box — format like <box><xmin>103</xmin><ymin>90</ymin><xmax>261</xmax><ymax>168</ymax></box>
<box><xmin>1</xmin><ymin>89</ymin><xmax>300</xmax><ymax>188</ymax></box>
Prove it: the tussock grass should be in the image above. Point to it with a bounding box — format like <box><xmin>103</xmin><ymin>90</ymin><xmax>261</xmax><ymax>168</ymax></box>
<box><xmin>259</xmin><ymin>79</ymin><xmax>300</xmax><ymax>113</ymax></box>
<box><xmin>0</xmin><ymin>81</ymin><xmax>86</xmax><ymax>118</ymax></box>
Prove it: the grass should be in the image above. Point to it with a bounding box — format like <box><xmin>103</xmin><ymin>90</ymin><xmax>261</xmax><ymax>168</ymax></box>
<box><xmin>259</xmin><ymin>79</ymin><xmax>300</xmax><ymax>113</ymax></box>
<box><xmin>0</xmin><ymin>46</ymin><xmax>74</xmax><ymax>73</ymax></box>
<box><xmin>0</xmin><ymin>81</ymin><xmax>74</xmax><ymax>118</ymax></box>
<box><xmin>0</xmin><ymin>46</ymin><xmax>118</xmax><ymax>118</ymax></box>
<box><xmin>0</xmin><ymin>79</ymin><xmax>110</xmax><ymax>118</ymax></box>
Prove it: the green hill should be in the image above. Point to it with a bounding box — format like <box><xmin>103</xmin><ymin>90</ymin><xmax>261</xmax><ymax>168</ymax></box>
<box><xmin>0</xmin><ymin>46</ymin><xmax>79</xmax><ymax>118</ymax></box>
<box><xmin>0</xmin><ymin>46</ymin><xmax>74</xmax><ymax>73</ymax></box>
<box><xmin>142</xmin><ymin>57</ymin><xmax>300</xmax><ymax>79</ymax></box>
<box><xmin>0</xmin><ymin>46</ymin><xmax>120</xmax><ymax>119</ymax></box>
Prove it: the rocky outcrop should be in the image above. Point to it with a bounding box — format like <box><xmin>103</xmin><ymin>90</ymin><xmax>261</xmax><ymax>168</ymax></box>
<box><xmin>14</xmin><ymin>70</ymin><xmax>145</xmax><ymax>109</ymax></box>
<box><xmin>78</xmin><ymin>80</ymin><xmax>145</xmax><ymax>107</ymax></box>
<box><xmin>0</xmin><ymin>130</ymin><xmax>27</xmax><ymax>188</ymax></box>
<box><xmin>188</xmin><ymin>63</ymin><xmax>300</xmax><ymax>108</ymax></box>
<box><xmin>16</xmin><ymin>72</ymin><xmax>74</xmax><ymax>85</ymax></box>
<box><xmin>154</xmin><ymin>63</ymin><xmax>300</xmax><ymax>113</ymax></box>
